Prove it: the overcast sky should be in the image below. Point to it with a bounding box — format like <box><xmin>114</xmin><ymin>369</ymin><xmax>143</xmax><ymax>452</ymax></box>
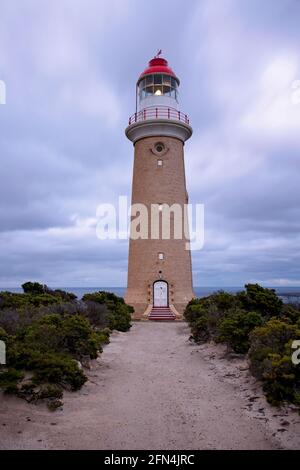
<box><xmin>0</xmin><ymin>0</ymin><xmax>300</xmax><ymax>288</ymax></box>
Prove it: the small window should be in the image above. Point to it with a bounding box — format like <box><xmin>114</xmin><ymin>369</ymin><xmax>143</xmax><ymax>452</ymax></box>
<box><xmin>158</xmin><ymin>253</ymin><xmax>164</xmax><ymax>260</ymax></box>
<box><xmin>155</xmin><ymin>142</ymin><xmax>164</xmax><ymax>153</ymax></box>
<box><xmin>157</xmin><ymin>159</ymin><xmax>163</xmax><ymax>167</ymax></box>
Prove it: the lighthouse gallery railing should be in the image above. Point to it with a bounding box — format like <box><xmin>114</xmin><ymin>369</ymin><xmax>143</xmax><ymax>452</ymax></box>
<box><xmin>128</xmin><ymin>106</ymin><xmax>190</xmax><ymax>126</ymax></box>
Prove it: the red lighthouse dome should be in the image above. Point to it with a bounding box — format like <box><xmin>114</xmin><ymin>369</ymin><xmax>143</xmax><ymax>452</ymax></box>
<box><xmin>138</xmin><ymin>56</ymin><xmax>179</xmax><ymax>85</ymax></box>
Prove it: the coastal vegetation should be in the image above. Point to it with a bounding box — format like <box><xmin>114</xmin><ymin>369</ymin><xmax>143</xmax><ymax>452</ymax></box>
<box><xmin>0</xmin><ymin>283</ymin><xmax>133</xmax><ymax>410</ymax></box>
<box><xmin>185</xmin><ymin>284</ymin><xmax>300</xmax><ymax>407</ymax></box>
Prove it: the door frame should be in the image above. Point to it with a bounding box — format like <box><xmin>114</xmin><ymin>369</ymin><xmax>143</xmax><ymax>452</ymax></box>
<box><xmin>153</xmin><ymin>280</ymin><xmax>169</xmax><ymax>307</ymax></box>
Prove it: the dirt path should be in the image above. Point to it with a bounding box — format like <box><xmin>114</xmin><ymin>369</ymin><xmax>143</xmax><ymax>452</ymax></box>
<box><xmin>0</xmin><ymin>322</ymin><xmax>299</xmax><ymax>450</ymax></box>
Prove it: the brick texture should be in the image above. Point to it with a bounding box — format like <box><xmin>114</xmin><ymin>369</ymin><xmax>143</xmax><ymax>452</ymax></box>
<box><xmin>125</xmin><ymin>135</ymin><xmax>194</xmax><ymax>319</ymax></box>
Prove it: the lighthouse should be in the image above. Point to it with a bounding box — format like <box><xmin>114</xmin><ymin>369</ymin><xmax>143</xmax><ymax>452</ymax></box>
<box><xmin>125</xmin><ymin>54</ymin><xmax>194</xmax><ymax>320</ymax></box>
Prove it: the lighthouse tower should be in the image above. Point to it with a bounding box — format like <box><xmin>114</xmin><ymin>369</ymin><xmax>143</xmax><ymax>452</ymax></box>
<box><xmin>125</xmin><ymin>54</ymin><xmax>194</xmax><ymax>320</ymax></box>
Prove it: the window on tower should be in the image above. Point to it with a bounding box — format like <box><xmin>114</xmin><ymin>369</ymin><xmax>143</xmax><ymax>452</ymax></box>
<box><xmin>155</xmin><ymin>142</ymin><xmax>164</xmax><ymax>153</ymax></box>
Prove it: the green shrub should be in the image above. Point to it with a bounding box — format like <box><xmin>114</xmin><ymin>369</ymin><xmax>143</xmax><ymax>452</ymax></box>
<box><xmin>81</xmin><ymin>300</ymin><xmax>109</xmax><ymax>328</ymax></box>
<box><xmin>22</xmin><ymin>282</ymin><xmax>46</xmax><ymax>294</ymax></box>
<box><xmin>83</xmin><ymin>291</ymin><xmax>132</xmax><ymax>332</ymax></box>
<box><xmin>22</xmin><ymin>282</ymin><xmax>77</xmax><ymax>301</ymax></box>
<box><xmin>61</xmin><ymin>315</ymin><xmax>104</xmax><ymax>359</ymax></box>
<box><xmin>16</xmin><ymin>382</ymin><xmax>64</xmax><ymax>409</ymax></box>
<box><xmin>209</xmin><ymin>291</ymin><xmax>241</xmax><ymax>311</ymax></box>
<box><xmin>249</xmin><ymin>319</ymin><xmax>299</xmax><ymax>377</ymax></box>
<box><xmin>0</xmin><ymin>368</ymin><xmax>24</xmax><ymax>393</ymax></box>
<box><xmin>281</xmin><ymin>304</ymin><xmax>300</xmax><ymax>324</ymax></box>
<box><xmin>48</xmin><ymin>289</ymin><xmax>77</xmax><ymax>302</ymax></box>
<box><xmin>184</xmin><ymin>296</ymin><xmax>232</xmax><ymax>342</ymax></box>
<box><xmin>95</xmin><ymin>328</ymin><xmax>110</xmax><ymax>345</ymax></box>
<box><xmin>184</xmin><ymin>286</ymin><xmax>300</xmax><ymax>407</ymax></box>
<box><xmin>217</xmin><ymin>309</ymin><xmax>264</xmax><ymax>353</ymax></box>
<box><xmin>184</xmin><ymin>299</ymin><xmax>206</xmax><ymax>324</ymax></box>
<box><xmin>184</xmin><ymin>285</ymin><xmax>286</xmax><ymax>350</ymax></box>
<box><xmin>28</xmin><ymin>352</ymin><xmax>87</xmax><ymax>390</ymax></box>
<box><xmin>10</xmin><ymin>314</ymin><xmax>104</xmax><ymax>361</ymax></box>
<box><xmin>0</xmin><ymin>291</ymin><xmax>60</xmax><ymax>311</ymax></box>
<box><xmin>249</xmin><ymin>319</ymin><xmax>300</xmax><ymax>405</ymax></box>
<box><xmin>0</xmin><ymin>285</ymin><xmax>132</xmax><ymax>408</ymax></box>
<box><xmin>0</xmin><ymin>283</ymin><xmax>77</xmax><ymax>313</ymax></box>
<box><xmin>22</xmin><ymin>315</ymin><xmax>65</xmax><ymax>353</ymax></box>
<box><xmin>47</xmin><ymin>399</ymin><xmax>64</xmax><ymax>411</ymax></box>
<box><xmin>239</xmin><ymin>284</ymin><xmax>283</xmax><ymax>318</ymax></box>
<box><xmin>190</xmin><ymin>315</ymin><xmax>210</xmax><ymax>343</ymax></box>
<box><xmin>0</xmin><ymin>313</ymin><xmax>101</xmax><ymax>402</ymax></box>
<box><xmin>0</xmin><ymin>326</ymin><xmax>8</xmax><ymax>341</ymax></box>
<box><xmin>107</xmin><ymin>303</ymin><xmax>132</xmax><ymax>332</ymax></box>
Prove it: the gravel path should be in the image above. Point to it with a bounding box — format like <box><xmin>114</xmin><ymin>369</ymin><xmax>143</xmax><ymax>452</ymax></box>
<box><xmin>0</xmin><ymin>322</ymin><xmax>298</xmax><ymax>450</ymax></box>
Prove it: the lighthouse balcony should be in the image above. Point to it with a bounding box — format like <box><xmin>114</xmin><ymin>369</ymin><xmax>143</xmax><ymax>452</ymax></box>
<box><xmin>128</xmin><ymin>106</ymin><xmax>190</xmax><ymax>126</ymax></box>
<box><xmin>126</xmin><ymin>106</ymin><xmax>192</xmax><ymax>143</ymax></box>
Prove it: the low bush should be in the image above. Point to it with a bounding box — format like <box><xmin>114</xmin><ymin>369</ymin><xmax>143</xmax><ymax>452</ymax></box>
<box><xmin>281</xmin><ymin>304</ymin><xmax>300</xmax><ymax>325</ymax></box>
<box><xmin>0</xmin><ymin>368</ymin><xmax>24</xmax><ymax>393</ymax></box>
<box><xmin>82</xmin><ymin>291</ymin><xmax>133</xmax><ymax>331</ymax></box>
<box><xmin>0</xmin><ymin>284</ymin><xmax>132</xmax><ymax>409</ymax></box>
<box><xmin>217</xmin><ymin>309</ymin><xmax>264</xmax><ymax>354</ymax></box>
<box><xmin>184</xmin><ymin>284</ymin><xmax>300</xmax><ymax>407</ymax></box>
<box><xmin>237</xmin><ymin>284</ymin><xmax>283</xmax><ymax>318</ymax></box>
<box><xmin>28</xmin><ymin>352</ymin><xmax>87</xmax><ymax>390</ymax></box>
<box><xmin>0</xmin><ymin>282</ymin><xmax>77</xmax><ymax>314</ymax></box>
<box><xmin>249</xmin><ymin>319</ymin><xmax>300</xmax><ymax>406</ymax></box>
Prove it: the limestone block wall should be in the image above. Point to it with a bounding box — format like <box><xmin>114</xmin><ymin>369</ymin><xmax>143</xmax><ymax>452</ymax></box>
<box><xmin>125</xmin><ymin>135</ymin><xmax>194</xmax><ymax>319</ymax></box>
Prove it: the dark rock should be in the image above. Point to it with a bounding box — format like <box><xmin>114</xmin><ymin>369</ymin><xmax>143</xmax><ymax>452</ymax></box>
<box><xmin>249</xmin><ymin>396</ymin><xmax>260</xmax><ymax>402</ymax></box>
<box><xmin>280</xmin><ymin>420</ymin><xmax>290</xmax><ymax>426</ymax></box>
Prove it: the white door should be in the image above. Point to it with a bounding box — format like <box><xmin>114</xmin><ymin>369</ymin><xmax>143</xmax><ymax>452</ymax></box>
<box><xmin>153</xmin><ymin>281</ymin><xmax>168</xmax><ymax>307</ymax></box>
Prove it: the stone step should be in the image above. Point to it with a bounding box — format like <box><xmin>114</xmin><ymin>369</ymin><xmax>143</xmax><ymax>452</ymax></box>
<box><xmin>148</xmin><ymin>307</ymin><xmax>176</xmax><ymax>321</ymax></box>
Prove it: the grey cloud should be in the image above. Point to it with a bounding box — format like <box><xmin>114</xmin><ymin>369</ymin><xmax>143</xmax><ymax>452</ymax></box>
<box><xmin>0</xmin><ymin>0</ymin><xmax>299</xmax><ymax>287</ymax></box>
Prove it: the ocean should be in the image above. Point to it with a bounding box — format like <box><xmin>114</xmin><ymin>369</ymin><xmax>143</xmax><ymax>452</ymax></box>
<box><xmin>1</xmin><ymin>286</ymin><xmax>300</xmax><ymax>302</ymax></box>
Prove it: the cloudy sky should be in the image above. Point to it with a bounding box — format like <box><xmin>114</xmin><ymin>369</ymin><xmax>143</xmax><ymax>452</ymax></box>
<box><xmin>0</xmin><ymin>0</ymin><xmax>300</xmax><ymax>288</ymax></box>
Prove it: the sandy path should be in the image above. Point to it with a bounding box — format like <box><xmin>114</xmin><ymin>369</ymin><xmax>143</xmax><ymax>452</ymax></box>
<box><xmin>0</xmin><ymin>322</ymin><xmax>299</xmax><ymax>450</ymax></box>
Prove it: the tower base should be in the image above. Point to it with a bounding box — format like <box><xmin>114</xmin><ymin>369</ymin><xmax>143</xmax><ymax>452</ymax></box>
<box><xmin>125</xmin><ymin>288</ymin><xmax>195</xmax><ymax>320</ymax></box>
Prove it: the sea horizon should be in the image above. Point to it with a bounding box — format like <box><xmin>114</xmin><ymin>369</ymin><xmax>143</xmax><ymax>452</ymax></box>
<box><xmin>2</xmin><ymin>285</ymin><xmax>300</xmax><ymax>301</ymax></box>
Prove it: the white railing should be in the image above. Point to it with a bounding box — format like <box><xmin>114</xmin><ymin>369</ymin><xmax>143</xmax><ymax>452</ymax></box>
<box><xmin>128</xmin><ymin>106</ymin><xmax>190</xmax><ymax>125</ymax></box>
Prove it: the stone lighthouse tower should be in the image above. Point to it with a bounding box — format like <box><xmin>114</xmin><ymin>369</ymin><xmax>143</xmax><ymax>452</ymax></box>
<box><xmin>125</xmin><ymin>54</ymin><xmax>194</xmax><ymax>320</ymax></box>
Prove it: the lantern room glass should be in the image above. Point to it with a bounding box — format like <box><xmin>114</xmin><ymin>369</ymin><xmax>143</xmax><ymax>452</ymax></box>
<box><xmin>138</xmin><ymin>74</ymin><xmax>178</xmax><ymax>102</ymax></box>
